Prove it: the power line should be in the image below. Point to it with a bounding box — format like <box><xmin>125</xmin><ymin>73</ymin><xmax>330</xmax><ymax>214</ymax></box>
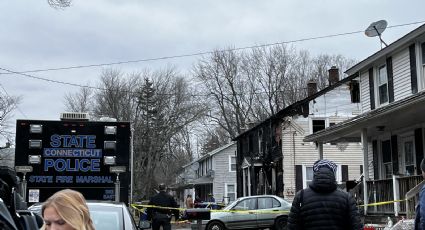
<box><xmin>0</xmin><ymin>20</ymin><xmax>424</xmax><ymax>76</ymax></box>
<box><xmin>0</xmin><ymin>66</ymin><xmax>311</xmax><ymax>97</ymax></box>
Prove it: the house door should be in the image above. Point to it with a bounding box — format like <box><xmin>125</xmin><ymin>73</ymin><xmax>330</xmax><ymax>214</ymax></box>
<box><xmin>402</xmin><ymin>136</ymin><xmax>416</xmax><ymax>175</ymax></box>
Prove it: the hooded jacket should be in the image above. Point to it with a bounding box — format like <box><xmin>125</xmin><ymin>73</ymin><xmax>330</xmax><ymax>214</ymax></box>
<box><xmin>287</xmin><ymin>167</ymin><xmax>362</xmax><ymax>230</ymax></box>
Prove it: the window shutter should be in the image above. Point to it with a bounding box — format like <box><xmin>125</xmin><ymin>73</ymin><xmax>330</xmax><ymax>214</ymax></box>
<box><xmin>341</xmin><ymin>165</ymin><xmax>349</xmax><ymax>182</ymax></box>
<box><xmin>409</xmin><ymin>44</ymin><xmax>418</xmax><ymax>94</ymax></box>
<box><xmin>295</xmin><ymin>165</ymin><xmax>303</xmax><ymax>192</ymax></box>
<box><xmin>391</xmin><ymin>135</ymin><xmax>399</xmax><ymax>175</ymax></box>
<box><xmin>386</xmin><ymin>57</ymin><xmax>394</xmax><ymax>102</ymax></box>
<box><xmin>372</xmin><ymin>140</ymin><xmax>379</xmax><ymax>179</ymax></box>
<box><xmin>415</xmin><ymin>128</ymin><xmax>424</xmax><ymax>175</ymax></box>
<box><xmin>369</xmin><ymin>68</ymin><xmax>375</xmax><ymax>110</ymax></box>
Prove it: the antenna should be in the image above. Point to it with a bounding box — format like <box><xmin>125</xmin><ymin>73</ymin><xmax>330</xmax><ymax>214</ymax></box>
<box><xmin>365</xmin><ymin>20</ymin><xmax>388</xmax><ymax>49</ymax></box>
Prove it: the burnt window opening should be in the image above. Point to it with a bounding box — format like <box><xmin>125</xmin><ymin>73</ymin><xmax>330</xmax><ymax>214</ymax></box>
<box><xmin>312</xmin><ymin>120</ymin><xmax>326</xmax><ymax>133</ymax></box>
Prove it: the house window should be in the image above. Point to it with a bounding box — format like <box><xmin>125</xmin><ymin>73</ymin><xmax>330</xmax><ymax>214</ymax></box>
<box><xmin>229</xmin><ymin>156</ymin><xmax>236</xmax><ymax>172</ymax></box>
<box><xmin>225</xmin><ymin>184</ymin><xmax>236</xmax><ymax>203</ymax></box>
<box><xmin>305</xmin><ymin>166</ymin><xmax>314</xmax><ymax>188</ymax></box>
<box><xmin>404</xmin><ymin>140</ymin><xmax>415</xmax><ymax>175</ymax></box>
<box><xmin>312</xmin><ymin>119</ymin><xmax>326</xmax><ymax>133</ymax></box>
<box><xmin>378</xmin><ymin>65</ymin><xmax>389</xmax><ymax>105</ymax></box>
<box><xmin>303</xmin><ymin>165</ymin><xmax>341</xmax><ymax>188</ymax></box>
<box><xmin>382</xmin><ymin>140</ymin><xmax>392</xmax><ymax>179</ymax></box>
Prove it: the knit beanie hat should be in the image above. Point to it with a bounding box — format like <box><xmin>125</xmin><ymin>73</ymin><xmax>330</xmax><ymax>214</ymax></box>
<box><xmin>313</xmin><ymin>159</ymin><xmax>337</xmax><ymax>175</ymax></box>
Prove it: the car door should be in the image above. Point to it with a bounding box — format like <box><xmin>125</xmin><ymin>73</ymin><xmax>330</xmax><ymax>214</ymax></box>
<box><xmin>256</xmin><ymin>197</ymin><xmax>282</xmax><ymax>228</ymax></box>
<box><xmin>226</xmin><ymin>197</ymin><xmax>258</xmax><ymax>229</ymax></box>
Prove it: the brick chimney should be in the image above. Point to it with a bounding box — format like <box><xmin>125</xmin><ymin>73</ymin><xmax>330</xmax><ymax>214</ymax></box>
<box><xmin>307</xmin><ymin>80</ymin><xmax>317</xmax><ymax>96</ymax></box>
<box><xmin>328</xmin><ymin>66</ymin><xmax>339</xmax><ymax>86</ymax></box>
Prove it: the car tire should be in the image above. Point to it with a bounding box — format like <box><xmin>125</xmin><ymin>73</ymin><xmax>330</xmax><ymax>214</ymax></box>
<box><xmin>207</xmin><ymin>221</ymin><xmax>226</xmax><ymax>230</ymax></box>
<box><xmin>272</xmin><ymin>216</ymin><xmax>287</xmax><ymax>230</ymax></box>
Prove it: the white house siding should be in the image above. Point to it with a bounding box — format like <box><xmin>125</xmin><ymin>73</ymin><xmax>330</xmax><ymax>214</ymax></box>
<box><xmin>283</xmin><ymin>86</ymin><xmax>363</xmax><ymax>201</ymax></box>
<box><xmin>282</xmin><ymin>117</ymin><xmax>362</xmax><ymax>201</ymax></box>
<box><xmin>360</xmin><ymin>71</ymin><xmax>371</xmax><ymax>113</ymax></box>
<box><xmin>309</xmin><ymin>85</ymin><xmax>358</xmax><ymax>118</ymax></box>
<box><xmin>212</xmin><ymin>144</ymin><xmax>237</xmax><ymax>203</ymax></box>
<box><xmin>393</xmin><ymin>48</ymin><xmax>412</xmax><ymax>101</ymax></box>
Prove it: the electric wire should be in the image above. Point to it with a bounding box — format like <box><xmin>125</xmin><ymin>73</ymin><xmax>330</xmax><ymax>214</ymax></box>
<box><xmin>0</xmin><ymin>20</ymin><xmax>424</xmax><ymax>76</ymax></box>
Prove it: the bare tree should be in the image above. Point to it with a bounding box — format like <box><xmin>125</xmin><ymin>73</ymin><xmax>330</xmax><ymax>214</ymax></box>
<box><xmin>63</xmin><ymin>87</ymin><xmax>94</xmax><ymax>113</ymax></box>
<box><xmin>47</xmin><ymin>0</ymin><xmax>71</xmax><ymax>9</ymax></box>
<box><xmin>194</xmin><ymin>46</ymin><xmax>356</xmax><ymax>138</ymax></box>
<box><xmin>0</xmin><ymin>92</ymin><xmax>21</xmax><ymax>143</ymax></box>
<box><xmin>194</xmin><ymin>49</ymin><xmax>255</xmax><ymax>139</ymax></box>
<box><xmin>133</xmin><ymin>69</ymin><xmax>206</xmax><ymax>198</ymax></box>
<box><xmin>63</xmin><ymin>67</ymin><xmax>206</xmax><ymax>199</ymax></box>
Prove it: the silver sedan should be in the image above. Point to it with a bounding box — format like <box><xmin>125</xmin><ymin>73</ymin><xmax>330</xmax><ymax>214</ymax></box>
<box><xmin>191</xmin><ymin>195</ymin><xmax>291</xmax><ymax>230</ymax></box>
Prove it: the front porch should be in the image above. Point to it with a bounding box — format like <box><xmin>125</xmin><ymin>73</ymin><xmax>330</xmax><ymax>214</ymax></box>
<box><xmin>352</xmin><ymin>175</ymin><xmax>421</xmax><ymax>216</ymax></box>
<box><xmin>304</xmin><ymin>91</ymin><xmax>425</xmax><ymax>217</ymax></box>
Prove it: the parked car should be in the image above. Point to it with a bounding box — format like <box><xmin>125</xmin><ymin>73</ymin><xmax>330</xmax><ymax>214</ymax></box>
<box><xmin>190</xmin><ymin>195</ymin><xmax>291</xmax><ymax>230</ymax></box>
<box><xmin>28</xmin><ymin>201</ymin><xmax>150</xmax><ymax>230</ymax></box>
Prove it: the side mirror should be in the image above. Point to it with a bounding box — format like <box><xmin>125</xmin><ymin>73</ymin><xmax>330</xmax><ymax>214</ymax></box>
<box><xmin>138</xmin><ymin>220</ymin><xmax>151</xmax><ymax>229</ymax></box>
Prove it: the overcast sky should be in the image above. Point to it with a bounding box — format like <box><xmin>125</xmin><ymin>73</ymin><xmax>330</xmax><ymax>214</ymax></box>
<box><xmin>1</xmin><ymin>0</ymin><xmax>425</xmax><ymax>144</ymax></box>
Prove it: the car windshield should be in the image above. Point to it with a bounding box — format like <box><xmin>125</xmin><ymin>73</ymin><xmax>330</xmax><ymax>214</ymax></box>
<box><xmin>87</xmin><ymin>204</ymin><xmax>124</xmax><ymax>230</ymax></box>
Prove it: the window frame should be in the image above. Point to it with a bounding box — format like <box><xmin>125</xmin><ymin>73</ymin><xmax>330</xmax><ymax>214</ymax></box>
<box><xmin>225</xmin><ymin>183</ymin><xmax>236</xmax><ymax>204</ymax></box>
<box><xmin>229</xmin><ymin>155</ymin><xmax>236</xmax><ymax>172</ymax></box>
<box><xmin>309</xmin><ymin>118</ymin><xmax>329</xmax><ymax>135</ymax></box>
<box><xmin>302</xmin><ymin>164</ymin><xmax>342</xmax><ymax>188</ymax></box>
<box><xmin>376</xmin><ymin>64</ymin><xmax>389</xmax><ymax>106</ymax></box>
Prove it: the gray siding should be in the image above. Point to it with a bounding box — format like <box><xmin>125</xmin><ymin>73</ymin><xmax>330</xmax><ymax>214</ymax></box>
<box><xmin>212</xmin><ymin>144</ymin><xmax>237</xmax><ymax>203</ymax></box>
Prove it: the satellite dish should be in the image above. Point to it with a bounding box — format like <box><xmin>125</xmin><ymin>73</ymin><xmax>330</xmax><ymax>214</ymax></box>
<box><xmin>365</xmin><ymin>20</ymin><xmax>388</xmax><ymax>48</ymax></box>
<box><xmin>190</xmin><ymin>162</ymin><xmax>199</xmax><ymax>171</ymax></box>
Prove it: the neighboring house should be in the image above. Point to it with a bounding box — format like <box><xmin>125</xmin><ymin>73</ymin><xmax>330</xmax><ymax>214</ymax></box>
<box><xmin>234</xmin><ymin>67</ymin><xmax>363</xmax><ymax>200</ymax></box>
<box><xmin>173</xmin><ymin>142</ymin><xmax>237</xmax><ymax>207</ymax></box>
<box><xmin>304</xmin><ymin>24</ymin><xmax>425</xmax><ymax>217</ymax></box>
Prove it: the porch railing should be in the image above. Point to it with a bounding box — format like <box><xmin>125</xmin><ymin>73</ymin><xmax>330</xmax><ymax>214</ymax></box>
<box><xmin>350</xmin><ymin>175</ymin><xmax>422</xmax><ymax>216</ymax></box>
<box><xmin>366</xmin><ymin>179</ymin><xmax>393</xmax><ymax>214</ymax></box>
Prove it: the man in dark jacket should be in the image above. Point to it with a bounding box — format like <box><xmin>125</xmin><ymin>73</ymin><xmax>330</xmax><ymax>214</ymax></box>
<box><xmin>147</xmin><ymin>183</ymin><xmax>179</xmax><ymax>230</ymax></box>
<box><xmin>287</xmin><ymin>159</ymin><xmax>362</xmax><ymax>230</ymax></box>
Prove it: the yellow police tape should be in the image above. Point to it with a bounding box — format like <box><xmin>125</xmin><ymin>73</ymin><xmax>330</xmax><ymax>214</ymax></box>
<box><xmin>131</xmin><ymin>199</ymin><xmax>407</xmax><ymax>215</ymax></box>
<box><xmin>358</xmin><ymin>199</ymin><xmax>405</xmax><ymax>207</ymax></box>
<box><xmin>131</xmin><ymin>204</ymin><xmax>289</xmax><ymax>214</ymax></box>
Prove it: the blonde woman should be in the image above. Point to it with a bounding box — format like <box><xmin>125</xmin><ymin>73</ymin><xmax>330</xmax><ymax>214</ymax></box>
<box><xmin>41</xmin><ymin>189</ymin><xmax>95</xmax><ymax>230</ymax></box>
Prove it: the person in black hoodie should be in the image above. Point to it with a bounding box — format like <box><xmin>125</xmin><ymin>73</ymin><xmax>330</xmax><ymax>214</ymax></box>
<box><xmin>287</xmin><ymin>159</ymin><xmax>362</xmax><ymax>230</ymax></box>
<box><xmin>147</xmin><ymin>183</ymin><xmax>179</xmax><ymax>230</ymax></box>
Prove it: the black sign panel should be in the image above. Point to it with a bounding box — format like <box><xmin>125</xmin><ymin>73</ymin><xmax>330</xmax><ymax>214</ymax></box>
<box><xmin>15</xmin><ymin>119</ymin><xmax>131</xmax><ymax>204</ymax></box>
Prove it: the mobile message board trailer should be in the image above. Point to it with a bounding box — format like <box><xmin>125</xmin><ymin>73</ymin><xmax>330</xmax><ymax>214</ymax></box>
<box><xmin>14</xmin><ymin>112</ymin><xmax>131</xmax><ymax>204</ymax></box>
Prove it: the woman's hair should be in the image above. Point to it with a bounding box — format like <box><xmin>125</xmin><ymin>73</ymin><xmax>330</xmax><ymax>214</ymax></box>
<box><xmin>41</xmin><ymin>189</ymin><xmax>95</xmax><ymax>230</ymax></box>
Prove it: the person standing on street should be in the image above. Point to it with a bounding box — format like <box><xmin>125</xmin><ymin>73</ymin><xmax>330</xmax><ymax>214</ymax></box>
<box><xmin>414</xmin><ymin>158</ymin><xmax>425</xmax><ymax>229</ymax></box>
<box><xmin>147</xmin><ymin>183</ymin><xmax>179</xmax><ymax>230</ymax></box>
<box><xmin>287</xmin><ymin>159</ymin><xmax>362</xmax><ymax>230</ymax></box>
<box><xmin>185</xmin><ymin>194</ymin><xmax>194</xmax><ymax>209</ymax></box>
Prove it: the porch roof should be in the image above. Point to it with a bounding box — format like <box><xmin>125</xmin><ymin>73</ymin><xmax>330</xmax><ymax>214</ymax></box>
<box><xmin>304</xmin><ymin>90</ymin><xmax>425</xmax><ymax>143</ymax></box>
<box><xmin>190</xmin><ymin>176</ymin><xmax>213</xmax><ymax>185</ymax></box>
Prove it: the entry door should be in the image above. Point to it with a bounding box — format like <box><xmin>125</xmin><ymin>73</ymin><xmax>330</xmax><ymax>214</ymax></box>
<box><xmin>402</xmin><ymin>136</ymin><xmax>416</xmax><ymax>175</ymax></box>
